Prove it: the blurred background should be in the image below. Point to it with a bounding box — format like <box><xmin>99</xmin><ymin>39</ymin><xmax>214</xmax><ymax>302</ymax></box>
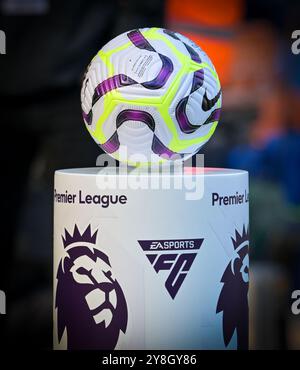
<box><xmin>0</xmin><ymin>0</ymin><xmax>299</xmax><ymax>350</ymax></box>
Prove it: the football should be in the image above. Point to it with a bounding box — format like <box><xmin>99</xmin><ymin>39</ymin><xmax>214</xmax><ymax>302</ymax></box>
<box><xmin>81</xmin><ymin>27</ymin><xmax>222</xmax><ymax>165</ymax></box>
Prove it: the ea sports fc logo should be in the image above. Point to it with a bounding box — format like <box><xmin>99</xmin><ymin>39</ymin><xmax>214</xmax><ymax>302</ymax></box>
<box><xmin>138</xmin><ymin>238</ymin><xmax>204</xmax><ymax>299</ymax></box>
<box><xmin>55</xmin><ymin>225</ymin><xmax>128</xmax><ymax>350</ymax></box>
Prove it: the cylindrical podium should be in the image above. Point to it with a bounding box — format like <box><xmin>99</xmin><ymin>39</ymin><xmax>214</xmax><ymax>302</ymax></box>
<box><xmin>53</xmin><ymin>167</ymin><xmax>249</xmax><ymax>350</ymax></box>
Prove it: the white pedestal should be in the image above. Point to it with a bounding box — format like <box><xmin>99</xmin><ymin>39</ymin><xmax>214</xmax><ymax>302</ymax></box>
<box><xmin>53</xmin><ymin>167</ymin><xmax>249</xmax><ymax>350</ymax></box>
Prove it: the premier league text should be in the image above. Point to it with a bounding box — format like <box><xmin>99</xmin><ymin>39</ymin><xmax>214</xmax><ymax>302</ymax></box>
<box><xmin>212</xmin><ymin>190</ymin><xmax>249</xmax><ymax>206</ymax></box>
<box><xmin>54</xmin><ymin>189</ymin><xmax>127</xmax><ymax>208</ymax></box>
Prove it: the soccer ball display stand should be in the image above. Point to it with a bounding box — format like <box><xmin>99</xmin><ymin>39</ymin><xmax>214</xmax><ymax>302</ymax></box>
<box><xmin>53</xmin><ymin>167</ymin><xmax>249</xmax><ymax>350</ymax></box>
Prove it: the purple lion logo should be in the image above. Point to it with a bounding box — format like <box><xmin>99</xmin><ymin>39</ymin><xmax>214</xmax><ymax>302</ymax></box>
<box><xmin>55</xmin><ymin>225</ymin><xmax>128</xmax><ymax>350</ymax></box>
<box><xmin>217</xmin><ymin>226</ymin><xmax>249</xmax><ymax>350</ymax></box>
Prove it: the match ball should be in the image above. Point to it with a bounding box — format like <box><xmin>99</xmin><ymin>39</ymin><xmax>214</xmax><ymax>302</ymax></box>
<box><xmin>81</xmin><ymin>28</ymin><xmax>222</xmax><ymax>165</ymax></box>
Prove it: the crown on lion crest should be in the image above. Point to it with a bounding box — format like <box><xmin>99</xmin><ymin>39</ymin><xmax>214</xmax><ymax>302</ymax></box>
<box><xmin>62</xmin><ymin>225</ymin><xmax>98</xmax><ymax>248</ymax></box>
<box><xmin>231</xmin><ymin>225</ymin><xmax>249</xmax><ymax>250</ymax></box>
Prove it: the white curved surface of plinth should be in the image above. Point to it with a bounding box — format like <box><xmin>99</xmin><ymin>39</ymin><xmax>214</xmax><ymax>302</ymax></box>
<box><xmin>53</xmin><ymin>167</ymin><xmax>249</xmax><ymax>350</ymax></box>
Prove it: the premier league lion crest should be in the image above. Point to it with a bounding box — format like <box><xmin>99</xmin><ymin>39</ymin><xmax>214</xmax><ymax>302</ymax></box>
<box><xmin>217</xmin><ymin>226</ymin><xmax>249</xmax><ymax>350</ymax></box>
<box><xmin>55</xmin><ymin>225</ymin><xmax>128</xmax><ymax>349</ymax></box>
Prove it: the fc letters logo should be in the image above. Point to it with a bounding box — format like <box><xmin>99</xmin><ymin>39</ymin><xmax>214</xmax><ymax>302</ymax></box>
<box><xmin>138</xmin><ymin>239</ymin><xmax>204</xmax><ymax>299</ymax></box>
